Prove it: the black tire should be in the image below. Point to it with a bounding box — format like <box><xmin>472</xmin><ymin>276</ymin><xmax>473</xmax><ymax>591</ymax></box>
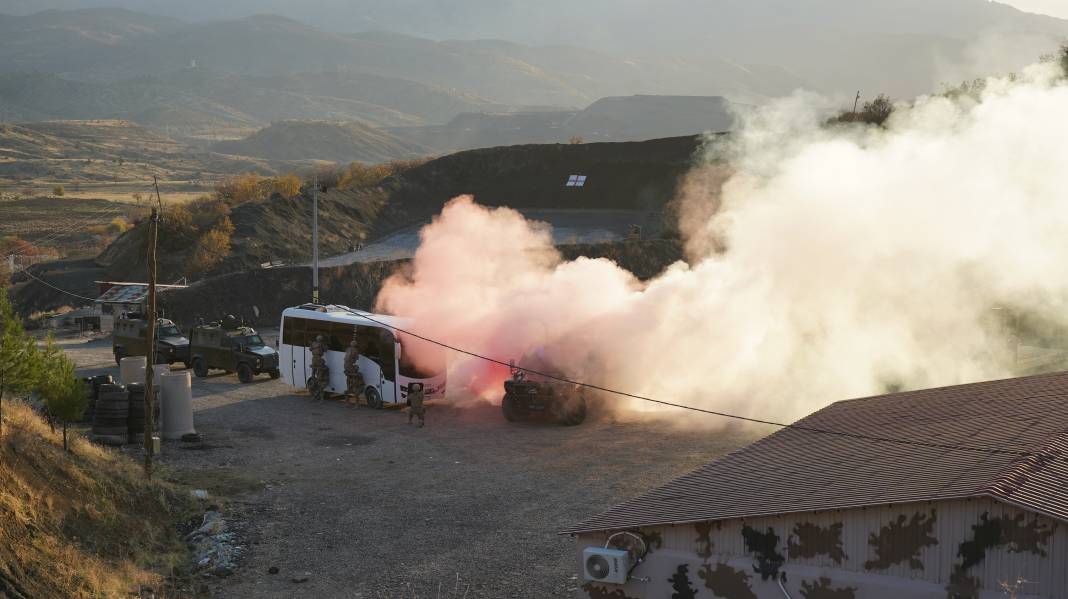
<box><xmin>269</xmin><ymin>369</ymin><xmax>281</xmax><ymax>380</ymax></box>
<box><xmin>192</xmin><ymin>358</ymin><xmax>209</xmax><ymax>378</ymax></box>
<box><xmin>155</xmin><ymin>351</ymin><xmax>168</xmax><ymax>366</ymax></box>
<box><xmin>502</xmin><ymin>393</ymin><xmax>526</xmax><ymax>422</ymax></box>
<box><xmin>554</xmin><ymin>394</ymin><xmax>587</xmax><ymax>426</ymax></box>
<box><xmin>365</xmin><ymin>386</ymin><xmax>383</xmax><ymax>410</ymax></box>
<box><xmin>237</xmin><ymin>363</ymin><xmax>254</xmax><ymax>384</ymax></box>
<box><xmin>114</xmin><ymin>349</ymin><xmax>125</xmax><ymax>366</ymax></box>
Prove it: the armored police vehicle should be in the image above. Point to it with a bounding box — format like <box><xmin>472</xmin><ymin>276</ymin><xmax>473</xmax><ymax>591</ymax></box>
<box><xmin>112</xmin><ymin>315</ymin><xmax>190</xmax><ymax>368</ymax></box>
<box><xmin>501</xmin><ymin>352</ymin><xmax>587</xmax><ymax>425</ymax></box>
<box><xmin>189</xmin><ymin>316</ymin><xmax>280</xmax><ymax>383</ymax></box>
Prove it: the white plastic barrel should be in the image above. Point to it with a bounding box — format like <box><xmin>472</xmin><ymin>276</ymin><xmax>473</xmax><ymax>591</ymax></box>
<box><xmin>119</xmin><ymin>356</ymin><xmax>147</xmax><ymax>386</ymax></box>
<box><xmin>152</xmin><ymin>364</ymin><xmax>171</xmax><ymax>387</ymax></box>
<box><xmin>160</xmin><ymin>370</ymin><xmax>195</xmax><ymax>440</ymax></box>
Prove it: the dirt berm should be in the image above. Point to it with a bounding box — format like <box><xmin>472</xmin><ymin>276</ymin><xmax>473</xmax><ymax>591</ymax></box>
<box><xmin>159</xmin><ymin>239</ymin><xmax>685</xmax><ymax>328</ymax></box>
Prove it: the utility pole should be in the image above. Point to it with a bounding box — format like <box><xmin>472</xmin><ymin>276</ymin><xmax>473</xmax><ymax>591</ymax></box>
<box><xmin>312</xmin><ymin>176</ymin><xmax>319</xmax><ymax>304</ymax></box>
<box><xmin>853</xmin><ymin>91</ymin><xmax>862</xmax><ymax>115</ymax></box>
<box><xmin>144</xmin><ymin>178</ymin><xmax>162</xmax><ymax>477</ymax></box>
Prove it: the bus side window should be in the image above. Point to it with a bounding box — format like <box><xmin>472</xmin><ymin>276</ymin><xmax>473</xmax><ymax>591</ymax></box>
<box><xmin>357</xmin><ymin>325</ymin><xmax>379</xmax><ymax>361</ymax></box>
<box><xmin>306</xmin><ymin>320</ymin><xmax>332</xmax><ymax>349</ymax></box>
<box><xmin>282</xmin><ymin>317</ymin><xmax>307</xmax><ymax>347</ymax></box>
<box><xmin>328</xmin><ymin>323</ymin><xmax>351</xmax><ymax>352</ymax></box>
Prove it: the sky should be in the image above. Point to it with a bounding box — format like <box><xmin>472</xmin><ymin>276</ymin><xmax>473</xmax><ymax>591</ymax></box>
<box><xmin>1001</xmin><ymin>0</ymin><xmax>1068</xmax><ymax>18</ymax></box>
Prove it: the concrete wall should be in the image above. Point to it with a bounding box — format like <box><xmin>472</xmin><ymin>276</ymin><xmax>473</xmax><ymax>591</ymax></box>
<box><xmin>575</xmin><ymin>498</ymin><xmax>1065</xmax><ymax>599</ymax></box>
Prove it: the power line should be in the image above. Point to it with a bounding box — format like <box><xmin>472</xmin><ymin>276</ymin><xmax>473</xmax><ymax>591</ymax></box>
<box><xmin>331</xmin><ymin>305</ymin><xmax>1044</xmax><ymax>461</ymax></box>
<box><xmin>15</xmin><ymin>266</ymin><xmax>98</xmax><ymax>303</ymax></box>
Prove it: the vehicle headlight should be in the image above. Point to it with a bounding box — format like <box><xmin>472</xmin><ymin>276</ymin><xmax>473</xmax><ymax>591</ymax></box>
<box><xmin>256</xmin><ymin>358</ymin><xmax>263</xmax><ymax>367</ymax></box>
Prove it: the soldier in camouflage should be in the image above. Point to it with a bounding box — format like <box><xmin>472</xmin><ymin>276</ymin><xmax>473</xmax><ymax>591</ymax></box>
<box><xmin>407</xmin><ymin>382</ymin><xmax>426</xmax><ymax>427</ymax></box>
<box><xmin>343</xmin><ymin>335</ymin><xmax>364</xmax><ymax>403</ymax></box>
<box><xmin>309</xmin><ymin>334</ymin><xmax>328</xmax><ymax>400</ymax></box>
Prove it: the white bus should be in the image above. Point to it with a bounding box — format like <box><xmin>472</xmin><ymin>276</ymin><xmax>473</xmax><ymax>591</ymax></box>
<box><xmin>278</xmin><ymin>305</ymin><xmax>447</xmax><ymax>408</ymax></box>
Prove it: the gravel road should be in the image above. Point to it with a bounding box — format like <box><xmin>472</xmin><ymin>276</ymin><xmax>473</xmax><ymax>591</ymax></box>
<box><xmin>316</xmin><ymin>209</ymin><xmax>662</xmax><ymax>267</ymax></box>
<box><xmin>63</xmin><ymin>337</ymin><xmax>761</xmax><ymax>599</ymax></box>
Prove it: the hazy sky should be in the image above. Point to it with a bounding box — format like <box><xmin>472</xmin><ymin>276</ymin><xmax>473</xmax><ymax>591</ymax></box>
<box><xmin>1002</xmin><ymin>0</ymin><xmax>1068</xmax><ymax>19</ymax></box>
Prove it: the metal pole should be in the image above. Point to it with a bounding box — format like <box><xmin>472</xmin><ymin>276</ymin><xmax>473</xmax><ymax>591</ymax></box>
<box><xmin>312</xmin><ymin>177</ymin><xmax>319</xmax><ymax>304</ymax></box>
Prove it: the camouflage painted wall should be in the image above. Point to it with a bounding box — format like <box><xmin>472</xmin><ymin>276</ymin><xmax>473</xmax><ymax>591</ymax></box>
<box><xmin>575</xmin><ymin>498</ymin><xmax>1065</xmax><ymax>599</ymax></box>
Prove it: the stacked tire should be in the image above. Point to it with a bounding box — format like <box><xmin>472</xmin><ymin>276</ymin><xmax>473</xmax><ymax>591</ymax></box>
<box><xmin>92</xmin><ymin>384</ymin><xmax>129</xmax><ymax>446</ymax></box>
<box><xmin>83</xmin><ymin>374</ymin><xmax>115</xmax><ymax>423</ymax></box>
<box><xmin>126</xmin><ymin>383</ymin><xmax>146</xmax><ymax>442</ymax></box>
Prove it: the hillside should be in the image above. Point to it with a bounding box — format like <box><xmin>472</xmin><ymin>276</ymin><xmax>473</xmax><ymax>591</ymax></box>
<box><xmin>398</xmin><ymin>95</ymin><xmax>737</xmax><ymax>152</ymax></box>
<box><xmin>0</xmin><ymin>400</ymin><xmax>195</xmax><ymax>598</ymax></box>
<box><xmin>211</xmin><ymin>120</ymin><xmax>433</xmax><ymax>163</ymax></box>
<box><xmin>8</xmin><ymin>134</ymin><xmax>702</xmax><ymax>315</ymax></box>
<box><xmin>0</xmin><ymin>119</ymin><xmax>274</xmax><ymax>182</ymax></box>
<box><xmin>0</xmin><ymin>1</ymin><xmax>1064</xmax><ymax>101</ymax></box>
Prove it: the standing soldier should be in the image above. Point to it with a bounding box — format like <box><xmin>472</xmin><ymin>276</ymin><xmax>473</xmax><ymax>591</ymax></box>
<box><xmin>407</xmin><ymin>382</ymin><xmax>426</xmax><ymax>428</ymax></box>
<box><xmin>343</xmin><ymin>335</ymin><xmax>364</xmax><ymax>403</ymax></box>
<box><xmin>309</xmin><ymin>334</ymin><xmax>328</xmax><ymax>400</ymax></box>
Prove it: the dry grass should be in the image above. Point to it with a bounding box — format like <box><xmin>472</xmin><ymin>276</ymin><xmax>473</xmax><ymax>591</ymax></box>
<box><xmin>0</xmin><ymin>399</ymin><xmax>197</xmax><ymax>599</ymax></box>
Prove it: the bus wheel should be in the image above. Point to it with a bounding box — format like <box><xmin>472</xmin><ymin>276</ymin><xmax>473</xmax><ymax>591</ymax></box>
<box><xmin>502</xmin><ymin>393</ymin><xmax>525</xmax><ymax>422</ymax></box>
<box><xmin>192</xmin><ymin>358</ymin><xmax>209</xmax><ymax>378</ymax></box>
<box><xmin>365</xmin><ymin>387</ymin><xmax>383</xmax><ymax>410</ymax></box>
<box><xmin>237</xmin><ymin>363</ymin><xmax>254</xmax><ymax>384</ymax></box>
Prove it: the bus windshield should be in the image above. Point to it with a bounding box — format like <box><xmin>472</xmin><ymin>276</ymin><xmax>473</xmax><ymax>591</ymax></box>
<box><xmin>398</xmin><ymin>333</ymin><xmax>446</xmax><ymax>379</ymax></box>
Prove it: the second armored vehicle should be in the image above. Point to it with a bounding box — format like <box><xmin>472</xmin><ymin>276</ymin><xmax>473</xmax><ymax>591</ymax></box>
<box><xmin>112</xmin><ymin>315</ymin><xmax>190</xmax><ymax>368</ymax></box>
<box><xmin>189</xmin><ymin>316</ymin><xmax>280</xmax><ymax>383</ymax></box>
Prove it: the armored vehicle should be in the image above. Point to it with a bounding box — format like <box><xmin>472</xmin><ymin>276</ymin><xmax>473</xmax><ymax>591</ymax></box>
<box><xmin>501</xmin><ymin>354</ymin><xmax>587</xmax><ymax>426</ymax></box>
<box><xmin>189</xmin><ymin>316</ymin><xmax>280</xmax><ymax>383</ymax></box>
<box><xmin>112</xmin><ymin>315</ymin><xmax>190</xmax><ymax>368</ymax></box>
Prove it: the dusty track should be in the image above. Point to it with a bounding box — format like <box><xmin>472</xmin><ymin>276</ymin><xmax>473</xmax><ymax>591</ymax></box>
<box><xmin>63</xmin><ymin>337</ymin><xmax>762</xmax><ymax>598</ymax></box>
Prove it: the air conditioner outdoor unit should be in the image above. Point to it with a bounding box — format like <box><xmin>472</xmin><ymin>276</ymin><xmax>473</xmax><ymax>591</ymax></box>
<box><xmin>583</xmin><ymin>547</ymin><xmax>631</xmax><ymax>585</ymax></box>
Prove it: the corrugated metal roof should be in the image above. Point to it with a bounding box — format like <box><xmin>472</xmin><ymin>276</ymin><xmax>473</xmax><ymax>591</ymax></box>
<box><xmin>96</xmin><ymin>284</ymin><xmax>149</xmax><ymax>304</ymax></box>
<box><xmin>564</xmin><ymin>371</ymin><xmax>1068</xmax><ymax>535</ymax></box>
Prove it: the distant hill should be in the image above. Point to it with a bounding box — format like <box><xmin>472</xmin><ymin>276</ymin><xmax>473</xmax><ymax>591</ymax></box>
<box><xmin>0</xmin><ymin>119</ymin><xmax>273</xmax><ymax>180</ymax></box>
<box><xmin>0</xmin><ymin>1</ymin><xmax>1065</xmax><ymax>99</ymax></box>
<box><xmin>211</xmin><ymin>120</ymin><xmax>433</xmax><ymax>163</ymax></box>
<box><xmin>0</xmin><ymin>68</ymin><xmax>491</xmax><ymax>142</ymax></box>
<box><xmin>397</xmin><ymin>95</ymin><xmax>736</xmax><ymax>152</ymax></box>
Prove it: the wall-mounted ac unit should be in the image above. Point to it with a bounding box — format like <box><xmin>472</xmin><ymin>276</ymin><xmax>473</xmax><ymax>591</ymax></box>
<box><xmin>582</xmin><ymin>547</ymin><xmax>631</xmax><ymax>585</ymax></box>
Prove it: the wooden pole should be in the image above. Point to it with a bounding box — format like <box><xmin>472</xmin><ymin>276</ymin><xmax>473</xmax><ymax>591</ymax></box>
<box><xmin>144</xmin><ymin>180</ymin><xmax>162</xmax><ymax>477</ymax></box>
<box><xmin>853</xmin><ymin>91</ymin><xmax>862</xmax><ymax>115</ymax></box>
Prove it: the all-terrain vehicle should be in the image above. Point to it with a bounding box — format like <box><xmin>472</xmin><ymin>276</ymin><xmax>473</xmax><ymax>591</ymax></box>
<box><xmin>112</xmin><ymin>315</ymin><xmax>190</xmax><ymax>368</ymax></box>
<box><xmin>189</xmin><ymin>316</ymin><xmax>280</xmax><ymax>383</ymax></box>
<box><xmin>501</xmin><ymin>355</ymin><xmax>587</xmax><ymax>425</ymax></box>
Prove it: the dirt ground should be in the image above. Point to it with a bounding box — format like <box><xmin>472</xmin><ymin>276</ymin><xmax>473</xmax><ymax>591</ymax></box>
<box><xmin>62</xmin><ymin>336</ymin><xmax>764</xmax><ymax>599</ymax></box>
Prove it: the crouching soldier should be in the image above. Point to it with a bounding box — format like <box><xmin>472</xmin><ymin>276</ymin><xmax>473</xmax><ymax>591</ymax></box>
<box><xmin>309</xmin><ymin>334</ymin><xmax>328</xmax><ymax>400</ymax></box>
<box><xmin>407</xmin><ymin>382</ymin><xmax>426</xmax><ymax>428</ymax></box>
<box><xmin>343</xmin><ymin>336</ymin><xmax>364</xmax><ymax>403</ymax></box>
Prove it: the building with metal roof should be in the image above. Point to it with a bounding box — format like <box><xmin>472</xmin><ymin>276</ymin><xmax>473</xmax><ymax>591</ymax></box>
<box><xmin>567</xmin><ymin>372</ymin><xmax>1068</xmax><ymax>599</ymax></box>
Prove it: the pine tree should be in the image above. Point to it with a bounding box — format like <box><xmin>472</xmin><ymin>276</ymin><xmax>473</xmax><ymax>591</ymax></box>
<box><xmin>39</xmin><ymin>336</ymin><xmax>85</xmax><ymax>451</ymax></box>
<box><xmin>0</xmin><ymin>292</ymin><xmax>41</xmax><ymax>437</ymax></box>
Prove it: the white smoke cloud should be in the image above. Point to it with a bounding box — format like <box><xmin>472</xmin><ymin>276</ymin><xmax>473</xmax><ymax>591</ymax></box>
<box><xmin>377</xmin><ymin>61</ymin><xmax>1068</xmax><ymax>424</ymax></box>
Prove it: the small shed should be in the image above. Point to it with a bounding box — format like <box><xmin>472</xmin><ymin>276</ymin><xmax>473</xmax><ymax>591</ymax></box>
<box><xmin>94</xmin><ymin>281</ymin><xmax>188</xmax><ymax>332</ymax></box>
<box><xmin>565</xmin><ymin>372</ymin><xmax>1068</xmax><ymax>599</ymax></box>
